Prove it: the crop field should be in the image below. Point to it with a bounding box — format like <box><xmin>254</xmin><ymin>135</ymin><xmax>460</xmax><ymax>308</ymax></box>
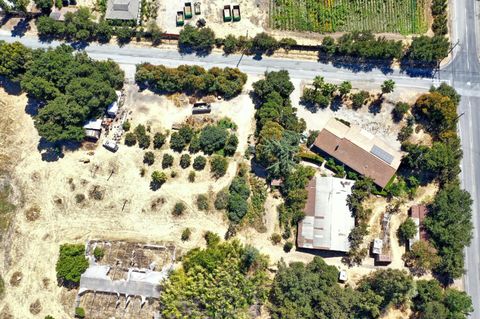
<box><xmin>269</xmin><ymin>0</ymin><xmax>428</xmax><ymax>35</ymax></box>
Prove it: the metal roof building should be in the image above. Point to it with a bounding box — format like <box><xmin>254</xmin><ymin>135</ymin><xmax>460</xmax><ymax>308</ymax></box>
<box><xmin>105</xmin><ymin>0</ymin><xmax>140</xmax><ymax>21</ymax></box>
<box><xmin>312</xmin><ymin>118</ymin><xmax>403</xmax><ymax>188</ymax></box>
<box><xmin>297</xmin><ymin>176</ymin><xmax>355</xmax><ymax>252</ymax></box>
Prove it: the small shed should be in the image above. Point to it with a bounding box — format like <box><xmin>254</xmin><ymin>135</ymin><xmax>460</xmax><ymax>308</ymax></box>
<box><xmin>194</xmin><ymin>2</ymin><xmax>200</xmax><ymax>15</ymax></box>
<box><xmin>338</xmin><ymin>270</ymin><xmax>347</xmax><ymax>283</ymax></box>
<box><xmin>192</xmin><ymin>102</ymin><xmax>211</xmax><ymax>114</ymax></box>
<box><xmin>184</xmin><ymin>2</ymin><xmax>192</xmax><ymax>19</ymax></box>
<box><xmin>232</xmin><ymin>5</ymin><xmax>240</xmax><ymax>21</ymax></box>
<box><xmin>49</xmin><ymin>7</ymin><xmax>79</xmax><ymax>21</ymax></box>
<box><xmin>107</xmin><ymin>91</ymin><xmax>122</xmax><ymax>118</ymax></box>
<box><xmin>223</xmin><ymin>5</ymin><xmax>232</xmax><ymax>22</ymax></box>
<box><xmin>83</xmin><ymin>119</ymin><xmax>102</xmax><ymax>141</ymax></box>
<box><xmin>371</xmin><ymin>238</ymin><xmax>383</xmax><ymax>255</ymax></box>
<box><xmin>375</xmin><ymin>253</ymin><xmax>392</xmax><ymax>265</ymax></box>
<box><xmin>176</xmin><ymin>11</ymin><xmax>184</xmax><ymax>26</ymax></box>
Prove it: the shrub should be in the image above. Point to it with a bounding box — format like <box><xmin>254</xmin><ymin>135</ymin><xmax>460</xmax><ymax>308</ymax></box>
<box><xmin>306</xmin><ymin>130</ymin><xmax>320</xmax><ymax>147</ymax></box>
<box><xmin>181</xmin><ymin>228</ymin><xmax>192</xmax><ymax>241</ymax></box>
<box><xmin>170</xmin><ymin>132</ymin><xmax>186</xmax><ymax>152</ymax></box>
<box><xmin>251</xmin><ymin>32</ymin><xmax>278</xmax><ymax>55</ymax></box>
<box><xmin>217</xmin><ymin>117</ymin><xmax>238</xmax><ymax>130</ymax></box>
<box><xmin>172</xmin><ymin>202</ymin><xmax>186</xmax><ymax>216</ymax></box>
<box><xmin>179</xmin><ymin>126</ymin><xmax>194</xmax><ymax>144</ymax></box>
<box><xmin>393</xmin><ymin>102</ymin><xmax>410</xmax><ymax>121</ymax></box>
<box><xmin>137</xmin><ymin>134</ymin><xmax>150</xmax><ymax>149</ymax></box>
<box><xmin>271</xmin><ymin>233</ymin><xmax>282</xmax><ymax>245</ymax></box>
<box><xmin>153</xmin><ymin>132</ymin><xmax>167</xmax><ymax>149</ymax></box>
<box><xmin>204</xmin><ymin>231</ymin><xmax>221</xmax><ymax>246</ymax></box>
<box><xmin>93</xmin><ymin>247</ymin><xmax>104</xmax><ymax>261</ymax></box>
<box><xmin>162</xmin><ymin>153</ymin><xmax>174</xmax><ymax>169</ymax></box>
<box><xmin>199</xmin><ymin>125</ymin><xmax>228</xmax><ymax>154</ymax></box>
<box><xmin>170</xmin><ymin>170</ymin><xmax>177</xmax><ymax>178</ymax></box>
<box><xmin>279</xmin><ymin>37</ymin><xmax>297</xmax><ymax>52</ymax></box>
<box><xmin>188</xmin><ymin>135</ymin><xmax>201</xmax><ymax>153</ymax></box>
<box><xmin>122</xmin><ymin>120</ymin><xmax>131</xmax><ymax>131</ymax></box>
<box><xmin>351</xmin><ymin>91</ymin><xmax>369</xmax><ymax>109</ymax></box>
<box><xmin>223</xmin><ymin>34</ymin><xmax>239</xmax><ymax>54</ymax></box>
<box><xmin>283</xmin><ymin>241</ymin><xmax>293</xmax><ymax>252</ymax></box>
<box><xmin>75</xmin><ymin>307</ymin><xmax>85</xmax><ymax>318</ymax></box>
<box><xmin>56</xmin><ymin>244</ymin><xmax>89</xmax><ymax>286</ymax></box>
<box><xmin>196</xmin><ymin>194</ymin><xmax>209</xmax><ymax>211</ymax></box>
<box><xmin>143</xmin><ymin>151</ymin><xmax>155</xmax><ymax>165</ymax></box>
<box><xmin>227</xmin><ymin>193</ymin><xmax>248</xmax><ymax>223</ymax></box>
<box><xmin>193</xmin><ymin>156</ymin><xmax>207</xmax><ymax>170</ymax></box>
<box><xmin>214</xmin><ymin>189</ymin><xmax>229</xmax><ymax>210</ymax></box>
<box><xmin>398</xmin><ymin>218</ymin><xmax>417</xmax><ymax>243</ymax></box>
<box><xmin>224</xmin><ymin>134</ymin><xmax>239</xmax><ymax>156</ymax></box>
<box><xmin>116</xmin><ymin>26</ymin><xmax>133</xmax><ymax>44</ymax></box>
<box><xmin>180</xmin><ymin>154</ymin><xmax>191</xmax><ymax>169</ymax></box>
<box><xmin>151</xmin><ymin>171</ymin><xmax>167</xmax><ymax>190</ymax></box>
<box><xmin>124</xmin><ymin>132</ymin><xmax>136</xmax><ymax>146</ymax></box>
<box><xmin>188</xmin><ymin>171</ymin><xmax>196</xmax><ymax>182</ymax></box>
<box><xmin>178</xmin><ymin>25</ymin><xmax>215</xmax><ymax>54</ymax></box>
<box><xmin>210</xmin><ymin>155</ymin><xmax>228</xmax><ymax>178</ymax></box>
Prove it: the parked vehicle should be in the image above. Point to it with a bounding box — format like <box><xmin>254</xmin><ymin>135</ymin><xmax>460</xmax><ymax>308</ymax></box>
<box><xmin>103</xmin><ymin>139</ymin><xmax>119</xmax><ymax>152</ymax></box>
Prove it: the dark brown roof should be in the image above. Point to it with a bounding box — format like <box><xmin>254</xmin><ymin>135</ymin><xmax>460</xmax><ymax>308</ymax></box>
<box><xmin>410</xmin><ymin>205</ymin><xmax>429</xmax><ymax>241</ymax></box>
<box><xmin>313</xmin><ymin>130</ymin><xmax>396</xmax><ymax>188</ymax></box>
<box><xmin>297</xmin><ymin>178</ymin><xmax>317</xmax><ymax>248</ymax></box>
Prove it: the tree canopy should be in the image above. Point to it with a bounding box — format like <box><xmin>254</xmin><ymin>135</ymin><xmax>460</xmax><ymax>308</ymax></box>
<box><xmin>136</xmin><ymin>64</ymin><xmax>247</xmax><ymax>99</ymax></box>
<box><xmin>55</xmin><ymin>244</ymin><xmax>89</xmax><ymax>287</ymax></box>
<box><xmin>160</xmin><ymin>239</ymin><xmax>269</xmax><ymax>318</ymax></box>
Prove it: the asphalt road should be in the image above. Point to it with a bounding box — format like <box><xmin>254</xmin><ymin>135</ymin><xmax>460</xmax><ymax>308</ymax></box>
<box><xmin>0</xmin><ymin>0</ymin><xmax>480</xmax><ymax>314</ymax></box>
<box><xmin>445</xmin><ymin>0</ymin><xmax>480</xmax><ymax>316</ymax></box>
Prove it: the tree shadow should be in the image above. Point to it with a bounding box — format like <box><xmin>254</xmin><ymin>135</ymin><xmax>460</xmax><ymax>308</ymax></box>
<box><xmin>330</xmin><ymin>96</ymin><xmax>343</xmax><ymax>112</ymax></box>
<box><xmin>322</xmin><ymin>55</ymin><xmax>395</xmax><ymax>75</ymax></box>
<box><xmin>178</xmin><ymin>45</ymin><xmax>213</xmax><ymax>57</ymax></box>
<box><xmin>368</xmin><ymin>97</ymin><xmax>383</xmax><ymax>115</ymax></box>
<box><xmin>11</xmin><ymin>17</ymin><xmax>31</xmax><ymax>38</ymax></box>
<box><xmin>0</xmin><ymin>14</ymin><xmax>12</xmax><ymax>27</ymax></box>
<box><xmin>24</xmin><ymin>98</ymin><xmax>42</xmax><ymax>116</ymax></box>
<box><xmin>298</xmin><ymin>99</ymin><xmax>319</xmax><ymax>113</ymax></box>
<box><xmin>399</xmin><ymin>58</ymin><xmax>436</xmax><ymax>78</ymax></box>
<box><xmin>0</xmin><ymin>76</ymin><xmax>22</xmax><ymax>95</ymax></box>
<box><xmin>296</xmin><ymin>247</ymin><xmax>347</xmax><ymax>259</ymax></box>
<box><xmin>37</xmin><ymin>138</ymin><xmax>81</xmax><ymax>162</ymax></box>
<box><xmin>250</xmin><ymin>159</ymin><xmax>267</xmax><ymax>179</ymax></box>
<box><xmin>70</xmin><ymin>40</ymin><xmax>89</xmax><ymax>50</ymax></box>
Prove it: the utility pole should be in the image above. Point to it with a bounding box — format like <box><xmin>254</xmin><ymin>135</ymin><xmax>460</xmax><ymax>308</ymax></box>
<box><xmin>236</xmin><ymin>30</ymin><xmax>248</xmax><ymax>68</ymax></box>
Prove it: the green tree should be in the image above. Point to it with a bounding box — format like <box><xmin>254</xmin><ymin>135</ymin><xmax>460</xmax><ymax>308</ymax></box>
<box><xmin>263</xmin><ymin>138</ymin><xmax>299</xmax><ymax>179</ymax></box>
<box><xmin>160</xmin><ymin>240</ymin><xmax>268</xmax><ymax>318</ymax></box>
<box><xmin>357</xmin><ymin>269</ymin><xmax>414</xmax><ymax>309</ymax></box>
<box><xmin>351</xmin><ymin>91</ymin><xmax>369</xmax><ymax>109</ymax></box>
<box><xmin>56</xmin><ymin>244</ymin><xmax>89</xmax><ymax>286</ymax></box>
<box><xmin>253</xmin><ymin>70</ymin><xmax>294</xmax><ymax>100</ymax></box>
<box><xmin>178</xmin><ymin>25</ymin><xmax>215</xmax><ymax>54</ymax></box>
<box><xmin>251</xmin><ymin>32</ymin><xmax>278</xmax><ymax>55</ymax></box>
<box><xmin>170</xmin><ymin>132</ymin><xmax>186</xmax><ymax>152</ymax></box>
<box><xmin>124</xmin><ymin>132</ymin><xmax>136</xmax><ymax>146</ymax></box>
<box><xmin>116</xmin><ymin>26</ymin><xmax>133</xmax><ymax>44</ymax></box>
<box><xmin>172</xmin><ymin>202</ymin><xmax>186</xmax><ymax>216</ymax></box>
<box><xmin>338</xmin><ymin>81</ymin><xmax>352</xmax><ymax>96</ymax></box>
<box><xmin>413</xmin><ymin>280</ymin><xmax>443</xmax><ymax>312</ymax></box>
<box><xmin>279</xmin><ymin>37</ymin><xmax>297</xmax><ymax>52</ymax></box>
<box><xmin>403</xmin><ymin>241</ymin><xmax>441</xmax><ymax>275</ymax></box>
<box><xmin>143</xmin><ymin>151</ymin><xmax>155</xmax><ymax>165</ymax></box>
<box><xmin>409</xmin><ymin>35</ymin><xmax>449</xmax><ymax>64</ymax></box>
<box><xmin>223</xmin><ymin>34</ymin><xmax>238</xmax><ymax>54</ymax></box>
<box><xmin>214</xmin><ymin>189</ymin><xmax>229</xmax><ymax>210</ymax></box>
<box><xmin>0</xmin><ymin>41</ymin><xmax>32</xmax><ymax>81</ymax></box>
<box><xmin>180</xmin><ymin>154</ymin><xmax>191</xmax><ymax>168</ymax></box>
<box><xmin>210</xmin><ymin>155</ymin><xmax>228</xmax><ymax>178</ymax></box>
<box><xmin>193</xmin><ymin>155</ymin><xmax>207</xmax><ymax>170</ymax></box>
<box><xmin>392</xmin><ymin>102</ymin><xmax>410</xmax><ymax>121</ymax></box>
<box><xmin>381</xmin><ymin>79</ymin><xmax>395</xmax><ymax>95</ymax></box>
<box><xmin>151</xmin><ymin>171</ymin><xmax>167</xmax><ymax>190</ymax></box>
<box><xmin>181</xmin><ymin>228</ymin><xmax>192</xmax><ymax>241</ymax></box>
<box><xmin>397</xmin><ymin>217</ymin><xmax>417</xmax><ymax>243</ymax></box>
<box><xmin>153</xmin><ymin>132</ymin><xmax>167</xmax><ymax>149</ymax></box>
<box><xmin>199</xmin><ymin>125</ymin><xmax>228</xmax><ymax>154</ymax></box>
<box><xmin>224</xmin><ymin>134</ymin><xmax>239</xmax><ymax>156</ymax></box>
<box><xmin>424</xmin><ymin>183</ymin><xmax>473</xmax><ymax>279</ymax></box>
<box><xmin>93</xmin><ymin>247</ymin><xmax>104</xmax><ymax>260</ymax></box>
<box><xmin>443</xmin><ymin>288</ymin><xmax>473</xmax><ymax>318</ymax></box>
<box><xmin>162</xmin><ymin>153</ymin><xmax>174</xmax><ymax>169</ymax></box>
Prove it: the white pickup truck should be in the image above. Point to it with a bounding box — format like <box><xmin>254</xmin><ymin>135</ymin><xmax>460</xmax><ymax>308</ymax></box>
<box><xmin>103</xmin><ymin>139</ymin><xmax>119</xmax><ymax>152</ymax></box>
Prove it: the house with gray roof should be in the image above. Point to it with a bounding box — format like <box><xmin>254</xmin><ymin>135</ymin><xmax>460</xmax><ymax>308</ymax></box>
<box><xmin>297</xmin><ymin>175</ymin><xmax>355</xmax><ymax>252</ymax></box>
<box><xmin>105</xmin><ymin>0</ymin><xmax>140</xmax><ymax>22</ymax></box>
